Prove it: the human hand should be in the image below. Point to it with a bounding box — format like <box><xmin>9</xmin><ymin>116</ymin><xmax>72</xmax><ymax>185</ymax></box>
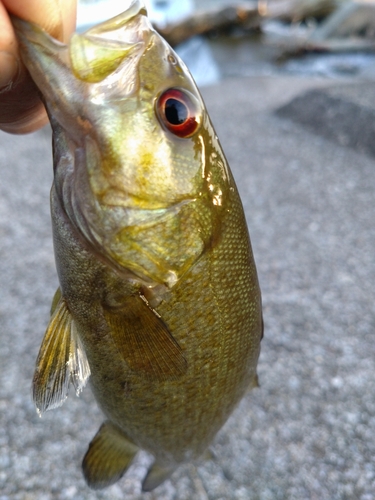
<box><xmin>0</xmin><ymin>0</ymin><xmax>76</xmax><ymax>134</ymax></box>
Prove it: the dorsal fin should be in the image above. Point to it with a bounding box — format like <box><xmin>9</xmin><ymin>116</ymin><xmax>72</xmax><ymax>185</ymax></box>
<box><xmin>104</xmin><ymin>294</ymin><xmax>187</xmax><ymax>381</ymax></box>
<box><xmin>33</xmin><ymin>292</ymin><xmax>91</xmax><ymax>415</ymax></box>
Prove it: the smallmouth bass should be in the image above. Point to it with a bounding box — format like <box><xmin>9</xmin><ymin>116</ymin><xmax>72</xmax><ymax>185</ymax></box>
<box><xmin>13</xmin><ymin>0</ymin><xmax>263</xmax><ymax>491</ymax></box>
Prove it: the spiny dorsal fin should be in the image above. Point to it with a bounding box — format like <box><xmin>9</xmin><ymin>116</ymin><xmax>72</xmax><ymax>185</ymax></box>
<box><xmin>104</xmin><ymin>294</ymin><xmax>187</xmax><ymax>381</ymax></box>
<box><xmin>33</xmin><ymin>294</ymin><xmax>90</xmax><ymax>415</ymax></box>
<box><xmin>82</xmin><ymin>421</ymin><xmax>139</xmax><ymax>490</ymax></box>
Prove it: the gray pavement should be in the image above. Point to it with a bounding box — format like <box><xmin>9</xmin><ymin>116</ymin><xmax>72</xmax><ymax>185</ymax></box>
<box><xmin>1</xmin><ymin>75</ymin><xmax>375</xmax><ymax>499</ymax></box>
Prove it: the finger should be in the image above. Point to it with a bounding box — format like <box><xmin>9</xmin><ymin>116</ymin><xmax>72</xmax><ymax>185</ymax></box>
<box><xmin>2</xmin><ymin>0</ymin><xmax>77</xmax><ymax>42</ymax></box>
<box><xmin>0</xmin><ymin>0</ymin><xmax>76</xmax><ymax>134</ymax></box>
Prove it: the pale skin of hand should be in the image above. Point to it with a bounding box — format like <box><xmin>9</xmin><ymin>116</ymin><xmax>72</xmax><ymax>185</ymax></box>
<box><xmin>0</xmin><ymin>0</ymin><xmax>76</xmax><ymax>134</ymax></box>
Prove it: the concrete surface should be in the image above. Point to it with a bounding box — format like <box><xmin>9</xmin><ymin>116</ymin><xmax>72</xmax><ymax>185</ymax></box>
<box><xmin>1</xmin><ymin>74</ymin><xmax>375</xmax><ymax>499</ymax></box>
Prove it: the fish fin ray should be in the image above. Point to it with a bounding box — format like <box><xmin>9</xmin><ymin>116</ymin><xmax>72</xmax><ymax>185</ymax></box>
<box><xmin>50</xmin><ymin>287</ymin><xmax>62</xmax><ymax>315</ymax></box>
<box><xmin>252</xmin><ymin>373</ymin><xmax>260</xmax><ymax>389</ymax></box>
<box><xmin>142</xmin><ymin>461</ymin><xmax>176</xmax><ymax>492</ymax></box>
<box><xmin>82</xmin><ymin>421</ymin><xmax>138</xmax><ymax>490</ymax></box>
<box><xmin>33</xmin><ymin>298</ymin><xmax>90</xmax><ymax>415</ymax></box>
<box><xmin>104</xmin><ymin>295</ymin><xmax>187</xmax><ymax>381</ymax></box>
<box><xmin>247</xmin><ymin>372</ymin><xmax>260</xmax><ymax>392</ymax></box>
<box><xmin>69</xmin><ymin>320</ymin><xmax>91</xmax><ymax>396</ymax></box>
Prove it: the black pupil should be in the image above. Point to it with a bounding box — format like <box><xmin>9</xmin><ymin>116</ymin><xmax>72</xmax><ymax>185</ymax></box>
<box><xmin>165</xmin><ymin>98</ymin><xmax>188</xmax><ymax>125</ymax></box>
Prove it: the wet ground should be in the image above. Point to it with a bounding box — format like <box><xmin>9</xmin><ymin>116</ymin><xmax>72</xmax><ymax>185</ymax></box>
<box><xmin>1</xmin><ymin>74</ymin><xmax>375</xmax><ymax>499</ymax></box>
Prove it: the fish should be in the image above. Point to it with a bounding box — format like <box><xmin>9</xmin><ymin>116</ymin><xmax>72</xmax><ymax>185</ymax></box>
<box><xmin>12</xmin><ymin>0</ymin><xmax>263</xmax><ymax>492</ymax></box>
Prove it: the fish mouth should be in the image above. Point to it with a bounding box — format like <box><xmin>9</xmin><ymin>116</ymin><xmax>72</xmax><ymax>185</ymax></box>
<box><xmin>69</xmin><ymin>0</ymin><xmax>153</xmax><ymax>94</ymax></box>
<box><xmin>14</xmin><ymin>1</ymin><xmax>210</xmax><ymax>287</ymax></box>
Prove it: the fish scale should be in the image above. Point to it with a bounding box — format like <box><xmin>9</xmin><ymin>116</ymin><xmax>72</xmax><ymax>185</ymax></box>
<box><xmin>12</xmin><ymin>0</ymin><xmax>262</xmax><ymax>491</ymax></box>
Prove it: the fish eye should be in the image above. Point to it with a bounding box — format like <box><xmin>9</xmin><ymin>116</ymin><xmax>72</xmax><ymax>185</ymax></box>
<box><xmin>156</xmin><ymin>88</ymin><xmax>200</xmax><ymax>138</ymax></box>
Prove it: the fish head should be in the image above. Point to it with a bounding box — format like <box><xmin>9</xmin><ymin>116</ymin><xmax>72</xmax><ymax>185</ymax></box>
<box><xmin>13</xmin><ymin>0</ymin><xmax>230</xmax><ymax>287</ymax></box>
<box><xmin>70</xmin><ymin>3</ymin><xmax>206</xmax><ymax>212</ymax></box>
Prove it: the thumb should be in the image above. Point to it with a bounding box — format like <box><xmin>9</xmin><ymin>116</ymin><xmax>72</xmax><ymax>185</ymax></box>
<box><xmin>0</xmin><ymin>0</ymin><xmax>76</xmax><ymax>134</ymax></box>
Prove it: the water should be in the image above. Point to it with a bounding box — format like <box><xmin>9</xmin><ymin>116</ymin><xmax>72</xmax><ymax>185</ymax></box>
<box><xmin>283</xmin><ymin>52</ymin><xmax>375</xmax><ymax>79</ymax></box>
<box><xmin>76</xmin><ymin>0</ymin><xmax>196</xmax><ymax>30</ymax></box>
<box><xmin>208</xmin><ymin>34</ymin><xmax>375</xmax><ymax>81</ymax></box>
<box><xmin>77</xmin><ymin>0</ymin><xmax>375</xmax><ymax>85</ymax></box>
<box><xmin>76</xmin><ymin>0</ymin><xmax>220</xmax><ymax>85</ymax></box>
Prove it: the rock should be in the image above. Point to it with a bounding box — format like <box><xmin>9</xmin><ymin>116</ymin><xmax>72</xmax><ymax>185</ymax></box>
<box><xmin>275</xmin><ymin>83</ymin><xmax>375</xmax><ymax>157</ymax></box>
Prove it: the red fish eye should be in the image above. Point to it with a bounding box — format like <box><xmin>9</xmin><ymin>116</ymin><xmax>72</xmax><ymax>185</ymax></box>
<box><xmin>157</xmin><ymin>89</ymin><xmax>200</xmax><ymax>138</ymax></box>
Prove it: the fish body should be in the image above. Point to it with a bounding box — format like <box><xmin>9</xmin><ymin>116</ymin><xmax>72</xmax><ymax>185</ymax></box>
<box><xmin>13</xmin><ymin>0</ymin><xmax>262</xmax><ymax>491</ymax></box>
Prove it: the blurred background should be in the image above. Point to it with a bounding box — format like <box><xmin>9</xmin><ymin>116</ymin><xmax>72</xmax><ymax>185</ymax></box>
<box><xmin>1</xmin><ymin>0</ymin><xmax>375</xmax><ymax>498</ymax></box>
<box><xmin>77</xmin><ymin>0</ymin><xmax>375</xmax><ymax>85</ymax></box>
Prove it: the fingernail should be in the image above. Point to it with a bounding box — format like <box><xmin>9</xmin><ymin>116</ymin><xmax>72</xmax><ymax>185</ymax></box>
<box><xmin>0</xmin><ymin>51</ymin><xmax>20</xmax><ymax>92</ymax></box>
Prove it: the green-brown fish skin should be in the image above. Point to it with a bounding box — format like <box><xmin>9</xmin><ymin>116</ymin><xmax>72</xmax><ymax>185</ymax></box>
<box><xmin>13</xmin><ymin>0</ymin><xmax>262</xmax><ymax>492</ymax></box>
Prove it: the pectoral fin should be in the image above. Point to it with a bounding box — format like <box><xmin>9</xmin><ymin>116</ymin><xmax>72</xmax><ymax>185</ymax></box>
<box><xmin>50</xmin><ymin>287</ymin><xmax>62</xmax><ymax>315</ymax></box>
<box><xmin>104</xmin><ymin>295</ymin><xmax>187</xmax><ymax>381</ymax></box>
<box><xmin>33</xmin><ymin>293</ymin><xmax>90</xmax><ymax>415</ymax></box>
<box><xmin>82</xmin><ymin>421</ymin><xmax>138</xmax><ymax>490</ymax></box>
